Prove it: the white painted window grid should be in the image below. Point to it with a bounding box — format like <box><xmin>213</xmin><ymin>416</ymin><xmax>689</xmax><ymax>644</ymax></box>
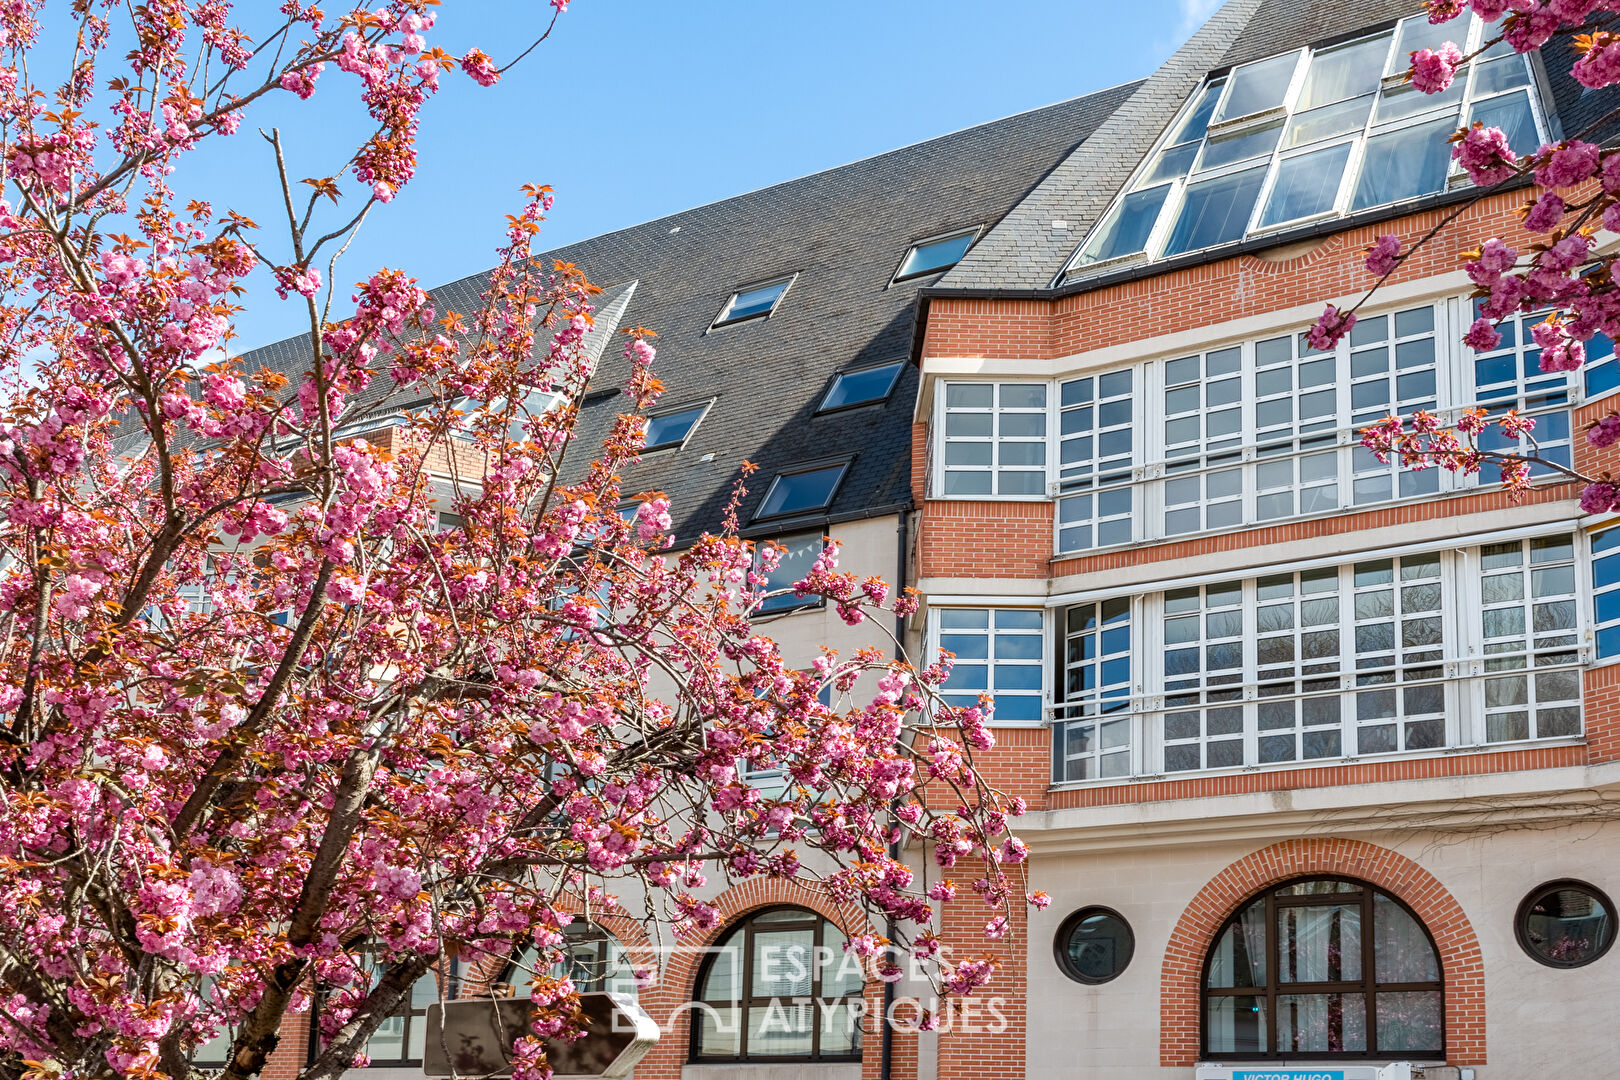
<box><xmin>928</xmin><ymin>607</ymin><xmax>1047</xmax><ymax>725</ymax></box>
<box><xmin>1038</xmin><ymin>534</ymin><xmax>1589</xmax><ymax>785</ymax></box>
<box><xmin>930</xmin><ymin>296</ymin><xmax>1585</xmax><ymax>555</ymax></box>
<box><xmin>1061</xmin><ymin>11</ymin><xmax>1551</xmax><ymax>276</ymax></box>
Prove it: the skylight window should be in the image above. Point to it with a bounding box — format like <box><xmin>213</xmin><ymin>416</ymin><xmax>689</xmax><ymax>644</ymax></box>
<box><xmin>818</xmin><ymin>361</ymin><xmax>904</xmax><ymax>412</ymax></box>
<box><xmin>1065</xmin><ymin>11</ymin><xmax>1547</xmax><ymax>276</ymax></box>
<box><xmin>713</xmin><ymin>277</ymin><xmax>793</xmax><ymax>327</ymax></box>
<box><xmin>753</xmin><ymin>462</ymin><xmax>848</xmax><ymax>521</ymax></box>
<box><xmin>894</xmin><ymin>229</ymin><xmax>979</xmax><ymax>282</ymax></box>
<box><xmin>642</xmin><ymin>401</ymin><xmax>710</xmax><ymax>452</ymax></box>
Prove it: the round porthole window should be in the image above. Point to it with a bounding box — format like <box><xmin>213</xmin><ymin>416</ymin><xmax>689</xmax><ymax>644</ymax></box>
<box><xmin>1054</xmin><ymin>906</ymin><xmax>1134</xmax><ymax>984</ymax></box>
<box><xmin>1516</xmin><ymin>880</ymin><xmax>1616</xmax><ymax>968</ymax></box>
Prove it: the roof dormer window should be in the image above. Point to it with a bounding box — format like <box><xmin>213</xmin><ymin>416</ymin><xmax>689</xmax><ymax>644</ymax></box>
<box><xmin>893</xmin><ymin>228</ymin><xmax>979</xmax><ymax>282</ymax></box>
<box><xmin>817</xmin><ymin>361</ymin><xmax>904</xmax><ymax>412</ymax></box>
<box><xmin>753</xmin><ymin>461</ymin><xmax>849</xmax><ymax>521</ymax></box>
<box><xmin>712</xmin><ymin>276</ymin><xmax>794</xmax><ymax>328</ymax></box>
<box><xmin>642</xmin><ymin>400</ymin><xmax>711</xmax><ymax>453</ymax></box>
<box><xmin>1065</xmin><ymin>11</ymin><xmax>1547</xmax><ymax>278</ymax></box>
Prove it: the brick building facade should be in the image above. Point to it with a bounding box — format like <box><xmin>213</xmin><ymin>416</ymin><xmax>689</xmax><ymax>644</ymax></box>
<box><xmin>229</xmin><ymin>0</ymin><xmax>1620</xmax><ymax>1077</ymax></box>
<box><xmin>902</xmin><ymin>0</ymin><xmax>1620</xmax><ymax>1076</ymax></box>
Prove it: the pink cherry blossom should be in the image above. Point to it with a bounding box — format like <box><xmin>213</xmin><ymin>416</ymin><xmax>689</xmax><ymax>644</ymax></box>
<box><xmin>1535</xmin><ymin>139</ymin><xmax>1602</xmax><ymax>188</ymax></box>
<box><xmin>1410</xmin><ymin>42</ymin><xmax>1463</xmax><ymax>93</ymax></box>
<box><xmin>1452</xmin><ymin>124</ymin><xmax>1519</xmax><ymax>186</ymax></box>
<box><xmin>1364</xmin><ymin>234</ymin><xmax>1402</xmax><ymax>276</ymax></box>
<box><xmin>1307</xmin><ymin>304</ymin><xmax>1356</xmax><ymax>350</ymax></box>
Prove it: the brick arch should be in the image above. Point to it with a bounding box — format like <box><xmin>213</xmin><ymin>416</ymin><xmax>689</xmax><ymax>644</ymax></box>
<box><xmin>1159</xmin><ymin>838</ymin><xmax>1485</xmax><ymax>1067</ymax></box>
<box><xmin>1235</xmin><ymin>230</ymin><xmax>1348</xmax><ymax>275</ymax></box>
<box><xmin>632</xmin><ymin>878</ymin><xmax>906</xmax><ymax>1080</ymax></box>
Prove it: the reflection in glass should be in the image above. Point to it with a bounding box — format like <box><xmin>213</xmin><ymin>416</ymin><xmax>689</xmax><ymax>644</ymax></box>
<box><xmin>1352</xmin><ymin>114</ymin><xmax>1456</xmax><ymax>211</ymax></box>
<box><xmin>1163</xmin><ymin>168</ymin><xmax>1267</xmax><ymax>256</ymax></box>
<box><xmin>1520</xmin><ymin>885</ymin><xmax>1615</xmax><ymax>966</ymax></box>
<box><xmin>1259</xmin><ymin>143</ymin><xmax>1353</xmax><ymax>227</ymax></box>
<box><xmin>1075</xmin><ymin>185</ymin><xmax>1171</xmax><ymax>266</ymax></box>
<box><xmin>1285</xmin><ymin>95</ymin><xmax>1373</xmax><ymax>148</ymax></box>
<box><xmin>1298</xmin><ymin>34</ymin><xmax>1390</xmax><ymax>109</ymax></box>
<box><xmin>1217</xmin><ymin>53</ymin><xmax>1300</xmax><ymax>121</ymax></box>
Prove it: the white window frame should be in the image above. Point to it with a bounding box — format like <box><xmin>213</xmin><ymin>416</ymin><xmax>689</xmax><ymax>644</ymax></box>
<box><xmin>932</xmin><ymin>381</ymin><xmax>1050</xmax><ymax>500</ymax></box>
<box><xmin>928</xmin><ymin>295</ymin><xmax>1595</xmax><ymax>555</ymax></box>
<box><xmin>1045</xmin><ymin>534</ymin><xmax>1589</xmax><ymax>786</ymax></box>
<box><xmin>926</xmin><ymin>606</ymin><xmax>1049</xmax><ymax>727</ymax></box>
<box><xmin>1592</xmin><ymin>524</ymin><xmax>1620</xmax><ymax>665</ymax></box>
<box><xmin>1060</xmin><ymin>12</ymin><xmax>1552</xmax><ymax>278</ymax></box>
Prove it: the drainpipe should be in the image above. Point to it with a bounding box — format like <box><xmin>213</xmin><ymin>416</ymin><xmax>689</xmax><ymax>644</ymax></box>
<box><xmin>881</xmin><ymin>510</ymin><xmax>910</xmax><ymax>1080</ymax></box>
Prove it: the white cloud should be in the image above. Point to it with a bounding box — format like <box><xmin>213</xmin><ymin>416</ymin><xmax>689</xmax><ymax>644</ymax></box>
<box><xmin>1171</xmin><ymin>0</ymin><xmax>1224</xmax><ymax>48</ymax></box>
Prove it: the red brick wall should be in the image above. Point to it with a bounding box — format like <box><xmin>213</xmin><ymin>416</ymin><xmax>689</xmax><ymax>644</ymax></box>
<box><xmin>1158</xmin><ymin>838</ymin><xmax>1486</xmax><ymax>1067</ymax></box>
<box><xmin>924</xmin><ymin>193</ymin><xmax>1528</xmax><ymax>364</ymax></box>
<box><xmin>934</xmin><ymin>869</ymin><xmax>1030</xmax><ymax>1080</ymax></box>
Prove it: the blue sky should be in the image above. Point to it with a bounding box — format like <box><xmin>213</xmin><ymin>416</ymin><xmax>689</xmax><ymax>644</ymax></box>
<box><xmin>180</xmin><ymin>0</ymin><xmax>1216</xmax><ymax>351</ymax></box>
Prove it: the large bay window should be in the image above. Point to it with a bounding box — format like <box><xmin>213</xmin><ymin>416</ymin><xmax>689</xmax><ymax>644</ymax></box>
<box><xmin>930</xmin><ymin>533</ymin><xmax>1594</xmax><ymax>782</ymax></box>
<box><xmin>1063</xmin><ymin>10</ymin><xmax>1548</xmax><ymax>275</ymax></box>
<box><xmin>931</xmin><ymin>297</ymin><xmax>1601</xmax><ymax>555</ymax></box>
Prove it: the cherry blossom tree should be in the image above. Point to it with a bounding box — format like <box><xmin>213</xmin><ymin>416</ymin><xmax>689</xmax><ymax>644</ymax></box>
<box><xmin>1309</xmin><ymin>0</ymin><xmax>1620</xmax><ymax>509</ymax></box>
<box><xmin>0</xmin><ymin>4</ymin><xmax>1033</xmax><ymax>1080</ymax></box>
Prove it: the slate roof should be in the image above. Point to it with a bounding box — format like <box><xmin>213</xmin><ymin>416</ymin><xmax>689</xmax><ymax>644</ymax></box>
<box><xmin>937</xmin><ymin>0</ymin><xmax>1620</xmax><ymax>296</ymax></box>
<box><xmin>235</xmin><ymin>82</ymin><xmax>1140</xmax><ymax>541</ymax></box>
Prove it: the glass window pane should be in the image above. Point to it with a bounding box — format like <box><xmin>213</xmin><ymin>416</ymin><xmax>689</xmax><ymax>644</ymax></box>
<box><xmin>1141</xmin><ymin>140</ymin><xmax>1201</xmax><ymax>184</ymax></box>
<box><xmin>1205</xmin><ymin>995</ymin><xmax>1267</xmax><ymax>1054</ymax></box>
<box><xmin>1163</xmin><ymin>167</ymin><xmax>1268</xmax><ymax>256</ymax></box>
<box><xmin>1520</xmin><ymin>885</ymin><xmax>1615</xmax><ymax>966</ymax></box>
<box><xmin>758</xmin><ymin>534</ymin><xmax>825</xmax><ymax>614</ymax></box>
<box><xmin>1206</xmin><ymin>900</ymin><xmax>1267</xmax><ymax>988</ymax></box>
<box><xmin>1377</xmin><ymin>78</ymin><xmax>1463</xmax><ymax>124</ymax></box>
<box><xmin>1170</xmin><ymin>79</ymin><xmax>1225</xmax><ymax>144</ymax></box>
<box><xmin>1299</xmin><ymin>34</ymin><xmax>1390</xmax><ymax>109</ymax></box>
<box><xmin>1196</xmin><ymin>120</ymin><xmax>1283</xmax><ymax>171</ymax></box>
<box><xmin>819</xmin><ymin>928</ymin><xmax>865</xmax><ymax>998</ymax></box>
<box><xmin>1259</xmin><ymin>142</ymin><xmax>1353</xmax><ymax>227</ymax></box>
<box><xmin>721</xmin><ymin>281</ymin><xmax>789</xmax><ymax>324</ymax></box>
<box><xmin>1470</xmin><ymin>90</ymin><xmax>1538</xmax><ymax>158</ymax></box>
<box><xmin>698</xmin><ymin>1006</ymin><xmax>741</xmax><ymax>1057</ymax></box>
<box><xmin>821</xmin><ymin>362</ymin><xmax>903</xmax><ymax>410</ymax></box>
<box><xmin>1076</xmin><ymin>185</ymin><xmax>1171</xmax><ymax>266</ymax></box>
<box><xmin>1278</xmin><ymin>903</ymin><xmax>1362</xmax><ymax>983</ymax></box>
<box><xmin>752</xmin><ymin>929</ymin><xmax>814</xmax><ymax>998</ymax></box>
<box><xmin>1285</xmin><ymin>95</ymin><xmax>1374</xmax><ymax>148</ymax></box>
<box><xmin>1351</xmin><ymin>113</ymin><xmax>1457</xmax><ymax>211</ymax></box>
<box><xmin>1472</xmin><ymin>54</ymin><xmax>1530</xmax><ymax>96</ymax></box>
<box><xmin>898</xmin><ymin>232</ymin><xmax>975</xmax><ymax>279</ymax></box>
<box><xmin>756</xmin><ymin>465</ymin><xmax>845</xmax><ymax>519</ymax></box>
<box><xmin>1374</xmin><ymin>894</ymin><xmax>1440</xmax><ymax>983</ymax></box>
<box><xmin>1217</xmin><ymin>53</ymin><xmax>1300</xmax><ymax>121</ymax></box>
<box><xmin>1377</xmin><ymin>991</ymin><xmax>1443</xmax><ymax>1053</ymax></box>
<box><xmin>1393</xmin><ymin>14</ymin><xmax>1462</xmax><ymax>72</ymax></box>
<box><xmin>644</xmin><ymin>404</ymin><xmax>707</xmax><ymax>450</ymax></box>
<box><xmin>747</xmin><ymin>1003</ymin><xmax>814</xmax><ymax>1057</ymax></box>
<box><xmin>366</xmin><ymin>1015</ymin><xmax>407</xmax><ymax>1062</ymax></box>
<box><xmin>1277</xmin><ymin>993</ymin><xmax>1367</xmax><ymax>1052</ymax></box>
<box><xmin>1059</xmin><ymin>910</ymin><xmax>1135</xmax><ymax>983</ymax></box>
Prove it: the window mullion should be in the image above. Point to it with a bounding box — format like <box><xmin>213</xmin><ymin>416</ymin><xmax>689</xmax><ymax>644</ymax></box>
<box><xmin>1243</xmin><ymin>578</ymin><xmax>1259</xmax><ymax>766</ymax></box>
<box><xmin>1143</xmin><ymin>592</ymin><xmax>1163</xmax><ymax>775</ymax></box>
<box><xmin>1450</xmin><ymin>546</ymin><xmax>1479</xmax><ymax>747</ymax></box>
